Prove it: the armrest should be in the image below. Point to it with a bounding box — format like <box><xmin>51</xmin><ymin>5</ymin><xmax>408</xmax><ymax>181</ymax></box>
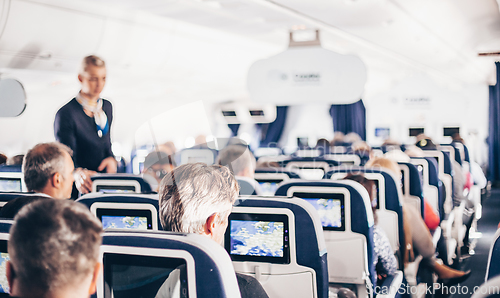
<box><xmin>375</xmin><ymin>271</ymin><xmax>404</xmax><ymax>298</ymax></box>
<box><xmin>431</xmin><ymin>226</ymin><xmax>442</xmax><ymax>248</ymax></box>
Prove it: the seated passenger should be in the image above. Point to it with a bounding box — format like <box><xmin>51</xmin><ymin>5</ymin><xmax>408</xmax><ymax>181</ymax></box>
<box><xmin>142</xmin><ymin>151</ymin><xmax>176</xmax><ymax>192</ymax></box>
<box><xmin>6</xmin><ymin>154</ymin><xmax>23</xmax><ymax>166</ymax></box>
<box><xmin>415</xmin><ymin>136</ymin><xmax>466</xmax><ymax>207</ymax></box>
<box><xmin>216</xmin><ymin>144</ymin><xmax>256</xmax><ymax>179</ymax></box>
<box><xmin>2</xmin><ymin>143</ymin><xmax>78</xmax><ymax>218</ymax></box>
<box><xmin>7</xmin><ymin>199</ymin><xmax>103</xmax><ymax>298</ymax></box>
<box><xmin>157</xmin><ymin>163</ymin><xmax>269</xmax><ymax>298</ymax></box>
<box><xmin>344</xmin><ymin>174</ymin><xmax>398</xmax><ymax>281</ymax></box>
<box><xmin>365</xmin><ymin>157</ymin><xmax>470</xmax><ymax>284</ymax></box>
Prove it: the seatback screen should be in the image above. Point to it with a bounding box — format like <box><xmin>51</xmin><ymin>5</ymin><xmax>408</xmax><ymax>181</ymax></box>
<box><xmin>257</xmin><ymin>179</ymin><xmax>282</xmax><ymax>196</ymax></box>
<box><xmin>0</xmin><ymin>241</ymin><xmax>9</xmax><ymax>294</ymax></box>
<box><xmin>97</xmin><ymin>209</ymin><xmax>153</xmax><ymax>230</ymax></box>
<box><xmin>225</xmin><ymin>213</ymin><xmax>290</xmax><ymax>264</ymax></box>
<box><xmin>95</xmin><ymin>185</ymin><xmax>136</xmax><ymax>193</ymax></box>
<box><xmin>293</xmin><ymin>192</ymin><xmax>345</xmax><ymax>231</ymax></box>
<box><xmin>0</xmin><ymin>178</ymin><xmax>21</xmax><ymax>192</ymax></box>
<box><xmin>104</xmin><ymin>253</ymin><xmax>188</xmax><ymax>298</ymax></box>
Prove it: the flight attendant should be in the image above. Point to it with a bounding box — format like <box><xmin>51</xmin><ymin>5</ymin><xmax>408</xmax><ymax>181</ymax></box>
<box><xmin>54</xmin><ymin>55</ymin><xmax>117</xmax><ymax>193</ymax></box>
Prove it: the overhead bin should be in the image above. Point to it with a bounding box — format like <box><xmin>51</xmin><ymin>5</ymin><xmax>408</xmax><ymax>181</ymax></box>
<box><xmin>248</xmin><ymin>30</ymin><xmax>367</xmax><ymax>105</ymax></box>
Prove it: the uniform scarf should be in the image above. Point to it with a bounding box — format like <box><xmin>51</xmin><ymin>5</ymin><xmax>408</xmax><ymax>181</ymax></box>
<box><xmin>76</xmin><ymin>92</ymin><xmax>109</xmax><ymax>137</ymax></box>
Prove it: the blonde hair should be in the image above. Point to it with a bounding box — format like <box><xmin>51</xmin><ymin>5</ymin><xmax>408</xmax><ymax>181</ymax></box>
<box><xmin>79</xmin><ymin>55</ymin><xmax>105</xmax><ymax>74</ymax></box>
<box><xmin>365</xmin><ymin>156</ymin><xmax>400</xmax><ymax>176</ymax></box>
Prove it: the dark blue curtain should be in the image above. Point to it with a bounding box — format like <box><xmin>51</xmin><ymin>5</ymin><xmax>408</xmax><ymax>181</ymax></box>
<box><xmin>259</xmin><ymin>106</ymin><xmax>289</xmax><ymax>147</ymax></box>
<box><xmin>329</xmin><ymin>99</ymin><xmax>366</xmax><ymax>140</ymax></box>
<box><xmin>488</xmin><ymin>62</ymin><xmax>500</xmax><ymax>182</ymax></box>
<box><xmin>228</xmin><ymin>124</ymin><xmax>240</xmax><ymax>137</ymax></box>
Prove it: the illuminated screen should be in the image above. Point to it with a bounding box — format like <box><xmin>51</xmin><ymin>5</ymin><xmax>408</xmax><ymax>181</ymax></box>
<box><xmin>104</xmin><ymin>253</ymin><xmax>188</xmax><ymax>298</ymax></box>
<box><xmin>293</xmin><ymin>192</ymin><xmax>345</xmax><ymax>231</ymax></box>
<box><xmin>225</xmin><ymin>213</ymin><xmax>289</xmax><ymax>264</ymax></box>
<box><xmin>96</xmin><ymin>185</ymin><xmax>136</xmax><ymax>193</ymax></box>
<box><xmin>298</xmin><ymin>168</ymin><xmax>325</xmax><ymax>180</ymax></box>
<box><xmin>257</xmin><ymin>179</ymin><xmax>282</xmax><ymax>196</ymax></box>
<box><xmin>102</xmin><ymin>216</ymin><xmax>148</xmax><ymax>230</ymax></box>
<box><xmin>0</xmin><ymin>178</ymin><xmax>21</xmax><ymax>192</ymax></box>
<box><xmin>97</xmin><ymin>209</ymin><xmax>153</xmax><ymax>230</ymax></box>
<box><xmin>375</xmin><ymin>127</ymin><xmax>390</xmax><ymax>139</ymax></box>
<box><xmin>0</xmin><ymin>241</ymin><xmax>9</xmax><ymax>294</ymax></box>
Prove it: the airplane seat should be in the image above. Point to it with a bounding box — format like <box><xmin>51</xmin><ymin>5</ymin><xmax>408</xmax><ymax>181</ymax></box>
<box><xmin>177</xmin><ymin>147</ymin><xmax>218</xmax><ymax>166</ymax></box>
<box><xmin>89</xmin><ymin>173</ymin><xmax>153</xmax><ymax>194</ymax></box>
<box><xmin>227</xmin><ymin>196</ymin><xmax>328</xmax><ymax>298</ymax></box>
<box><xmin>471</xmin><ymin>275</ymin><xmax>500</xmax><ymax>298</ymax></box>
<box><xmin>76</xmin><ymin>193</ymin><xmax>160</xmax><ymax>230</ymax></box>
<box><xmin>0</xmin><ymin>192</ymin><xmax>40</xmax><ymax>214</ymax></box>
<box><xmin>275</xmin><ymin>180</ymin><xmax>403</xmax><ymax>298</ymax></box>
<box><xmin>485</xmin><ymin>228</ymin><xmax>500</xmax><ymax>281</ymax></box>
<box><xmin>398</xmin><ymin>162</ymin><xmax>425</xmax><ymax>219</ymax></box>
<box><xmin>0</xmin><ymin>165</ymin><xmax>21</xmax><ymax>172</ymax></box>
<box><xmin>325</xmin><ymin>167</ymin><xmax>404</xmax><ymax>267</ymax></box>
<box><xmin>236</xmin><ymin>176</ymin><xmax>262</xmax><ymax>196</ymax></box>
<box><xmin>99</xmin><ymin>231</ymin><xmax>241</xmax><ymax>298</ymax></box>
<box><xmin>0</xmin><ymin>220</ymin><xmax>12</xmax><ymax>297</ymax></box>
<box><xmin>323</xmin><ymin>154</ymin><xmax>362</xmax><ymax>166</ymax></box>
<box><xmin>278</xmin><ymin>157</ymin><xmax>339</xmax><ymax>180</ymax></box>
<box><xmin>254</xmin><ymin>169</ymin><xmax>300</xmax><ymax>196</ymax></box>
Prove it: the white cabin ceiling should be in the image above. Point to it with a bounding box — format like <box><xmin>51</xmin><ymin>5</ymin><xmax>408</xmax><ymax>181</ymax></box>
<box><xmin>80</xmin><ymin>0</ymin><xmax>500</xmax><ymax>86</ymax></box>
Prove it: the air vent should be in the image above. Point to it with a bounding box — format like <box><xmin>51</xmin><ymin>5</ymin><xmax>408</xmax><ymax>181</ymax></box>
<box><xmin>249</xmin><ymin>110</ymin><xmax>265</xmax><ymax>116</ymax></box>
<box><xmin>222</xmin><ymin>110</ymin><xmax>237</xmax><ymax>117</ymax></box>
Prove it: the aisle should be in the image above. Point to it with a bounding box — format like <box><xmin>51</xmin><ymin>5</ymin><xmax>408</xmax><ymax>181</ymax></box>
<box><xmin>452</xmin><ymin>188</ymin><xmax>500</xmax><ymax>297</ymax></box>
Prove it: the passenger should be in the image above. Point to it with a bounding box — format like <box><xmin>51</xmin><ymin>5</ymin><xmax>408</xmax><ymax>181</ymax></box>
<box><xmin>344</xmin><ymin>132</ymin><xmax>362</xmax><ymax>144</ymax></box>
<box><xmin>344</xmin><ymin>174</ymin><xmax>398</xmax><ymax>281</ymax></box>
<box><xmin>351</xmin><ymin>141</ymin><xmax>371</xmax><ymax>165</ymax></box>
<box><xmin>54</xmin><ymin>55</ymin><xmax>117</xmax><ymax>183</ymax></box>
<box><xmin>365</xmin><ymin>157</ymin><xmax>471</xmax><ymax>283</ymax></box>
<box><xmin>5</xmin><ymin>154</ymin><xmax>23</xmax><ymax>166</ymax></box>
<box><xmin>157</xmin><ymin>163</ymin><xmax>269</xmax><ymax>298</ymax></box>
<box><xmin>216</xmin><ymin>144</ymin><xmax>256</xmax><ymax>179</ymax></box>
<box><xmin>22</xmin><ymin>142</ymin><xmax>75</xmax><ymax>199</ymax></box>
<box><xmin>1</xmin><ymin>143</ymin><xmax>76</xmax><ymax>218</ymax></box>
<box><xmin>415</xmin><ymin>136</ymin><xmax>466</xmax><ymax>207</ymax></box>
<box><xmin>7</xmin><ymin>199</ymin><xmax>103</xmax><ymax>298</ymax></box>
<box><xmin>330</xmin><ymin>132</ymin><xmax>346</xmax><ymax>147</ymax></box>
<box><xmin>315</xmin><ymin>138</ymin><xmax>331</xmax><ymax>154</ymax></box>
<box><xmin>0</xmin><ymin>195</ymin><xmax>49</xmax><ymax>219</ymax></box>
<box><xmin>158</xmin><ymin>141</ymin><xmax>177</xmax><ymax>156</ymax></box>
<box><xmin>142</xmin><ymin>151</ymin><xmax>176</xmax><ymax>191</ymax></box>
<box><xmin>0</xmin><ymin>153</ymin><xmax>6</xmax><ymax>165</ymax></box>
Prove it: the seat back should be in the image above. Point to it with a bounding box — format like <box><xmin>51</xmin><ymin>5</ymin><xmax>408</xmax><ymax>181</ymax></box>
<box><xmin>90</xmin><ymin>174</ymin><xmax>153</xmax><ymax>194</ymax></box>
<box><xmin>412</xmin><ymin>157</ymin><xmax>444</xmax><ymax>219</ymax></box>
<box><xmin>77</xmin><ymin>193</ymin><xmax>160</xmax><ymax>230</ymax></box>
<box><xmin>275</xmin><ymin>180</ymin><xmax>375</xmax><ymax>298</ymax></box>
<box><xmin>0</xmin><ymin>168</ymin><xmax>26</xmax><ymax>192</ymax></box>
<box><xmin>227</xmin><ymin>196</ymin><xmax>328</xmax><ymax>298</ymax></box>
<box><xmin>398</xmin><ymin>162</ymin><xmax>425</xmax><ymax>218</ymax></box>
<box><xmin>486</xmin><ymin>229</ymin><xmax>500</xmax><ymax>281</ymax></box>
<box><xmin>236</xmin><ymin>177</ymin><xmax>262</xmax><ymax>196</ymax></box>
<box><xmin>0</xmin><ymin>220</ymin><xmax>11</xmax><ymax>297</ymax></box>
<box><xmin>254</xmin><ymin>169</ymin><xmax>300</xmax><ymax>196</ymax></box>
<box><xmin>178</xmin><ymin>148</ymin><xmax>217</xmax><ymax>165</ymax></box>
<box><xmin>0</xmin><ymin>192</ymin><xmax>42</xmax><ymax>213</ymax></box>
<box><xmin>326</xmin><ymin>167</ymin><xmax>404</xmax><ymax>256</ymax></box>
<box><xmin>423</xmin><ymin>151</ymin><xmax>453</xmax><ymax>214</ymax></box>
<box><xmin>99</xmin><ymin>231</ymin><xmax>241</xmax><ymax>298</ymax></box>
<box><xmin>323</xmin><ymin>154</ymin><xmax>361</xmax><ymax>166</ymax></box>
<box><xmin>279</xmin><ymin>158</ymin><xmax>339</xmax><ymax>180</ymax></box>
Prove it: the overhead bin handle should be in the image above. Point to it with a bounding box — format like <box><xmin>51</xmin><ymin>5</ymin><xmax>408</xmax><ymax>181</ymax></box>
<box><xmin>289</xmin><ymin>29</ymin><xmax>321</xmax><ymax>47</ymax></box>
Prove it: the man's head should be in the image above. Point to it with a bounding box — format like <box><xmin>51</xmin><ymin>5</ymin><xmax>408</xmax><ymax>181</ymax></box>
<box><xmin>216</xmin><ymin>144</ymin><xmax>256</xmax><ymax>179</ymax></box>
<box><xmin>23</xmin><ymin>142</ymin><xmax>75</xmax><ymax>199</ymax></box>
<box><xmin>143</xmin><ymin>151</ymin><xmax>176</xmax><ymax>187</ymax></box>
<box><xmin>78</xmin><ymin>55</ymin><xmax>106</xmax><ymax>99</ymax></box>
<box><xmin>7</xmin><ymin>199</ymin><xmax>103</xmax><ymax>298</ymax></box>
<box><xmin>159</xmin><ymin>163</ymin><xmax>239</xmax><ymax>244</ymax></box>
